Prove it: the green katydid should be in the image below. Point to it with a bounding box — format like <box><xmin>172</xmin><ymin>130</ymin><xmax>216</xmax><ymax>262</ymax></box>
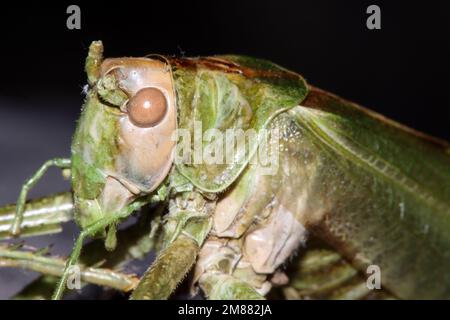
<box><xmin>2</xmin><ymin>40</ymin><xmax>450</xmax><ymax>300</ymax></box>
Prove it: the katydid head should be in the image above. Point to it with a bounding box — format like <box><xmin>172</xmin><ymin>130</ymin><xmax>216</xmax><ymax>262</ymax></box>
<box><xmin>71</xmin><ymin>41</ymin><xmax>177</xmax><ymax>228</ymax></box>
<box><xmin>71</xmin><ymin>41</ymin><xmax>308</xmax><ymax>229</ymax></box>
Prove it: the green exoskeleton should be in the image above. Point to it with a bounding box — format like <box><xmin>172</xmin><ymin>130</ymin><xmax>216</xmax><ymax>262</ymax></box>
<box><xmin>2</xmin><ymin>40</ymin><xmax>450</xmax><ymax>300</ymax></box>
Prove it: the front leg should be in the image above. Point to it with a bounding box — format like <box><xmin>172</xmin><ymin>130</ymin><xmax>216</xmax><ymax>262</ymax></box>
<box><xmin>11</xmin><ymin>158</ymin><xmax>71</xmax><ymax>236</ymax></box>
<box><xmin>12</xmin><ymin>205</ymin><xmax>162</xmax><ymax>300</ymax></box>
<box><xmin>51</xmin><ymin>216</ymin><xmax>117</xmax><ymax>300</ymax></box>
<box><xmin>52</xmin><ymin>198</ymin><xmax>147</xmax><ymax>300</ymax></box>
<box><xmin>130</xmin><ymin>234</ymin><xmax>199</xmax><ymax>300</ymax></box>
<box><xmin>130</xmin><ymin>191</ymin><xmax>215</xmax><ymax>300</ymax></box>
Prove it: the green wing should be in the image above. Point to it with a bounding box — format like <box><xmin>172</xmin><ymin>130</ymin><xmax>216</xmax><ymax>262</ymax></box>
<box><xmin>289</xmin><ymin>87</ymin><xmax>450</xmax><ymax>299</ymax></box>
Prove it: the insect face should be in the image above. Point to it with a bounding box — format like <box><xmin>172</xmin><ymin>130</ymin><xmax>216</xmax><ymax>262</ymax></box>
<box><xmin>98</xmin><ymin>57</ymin><xmax>177</xmax><ymax>193</ymax></box>
<box><xmin>71</xmin><ymin>53</ymin><xmax>177</xmax><ymax>228</ymax></box>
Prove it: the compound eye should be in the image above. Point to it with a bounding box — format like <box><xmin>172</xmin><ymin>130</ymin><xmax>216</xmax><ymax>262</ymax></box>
<box><xmin>127</xmin><ymin>87</ymin><xmax>167</xmax><ymax>127</ymax></box>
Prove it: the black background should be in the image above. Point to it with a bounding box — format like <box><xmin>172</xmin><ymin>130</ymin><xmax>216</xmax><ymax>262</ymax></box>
<box><xmin>1</xmin><ymin>1</ymin><xmax>449</xmax><ymax>137</ymax></box>
<box><xmin>0</xmin><ymin>0</ymin><xmax>449</xmax><ymax>298</ymax></box>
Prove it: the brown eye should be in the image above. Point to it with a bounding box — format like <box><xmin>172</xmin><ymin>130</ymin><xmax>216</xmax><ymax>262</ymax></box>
<box><xmin>127</xmin><ymin>87</ymin><xmax>167</xmax><ymax>127</ymax></box>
